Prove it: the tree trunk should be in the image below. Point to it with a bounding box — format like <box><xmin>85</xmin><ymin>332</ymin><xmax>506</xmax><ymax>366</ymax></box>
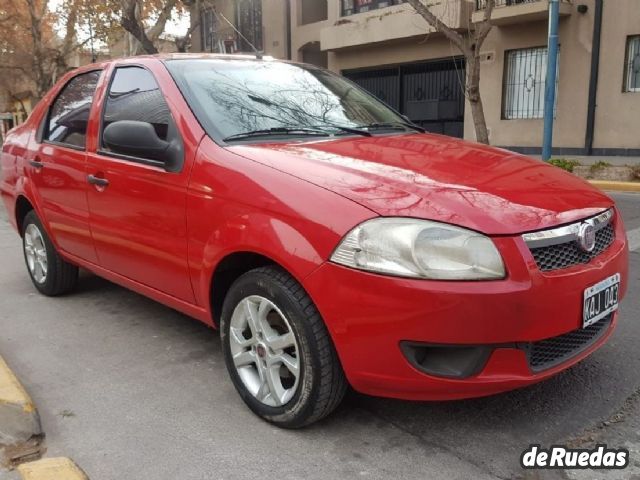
<box><xmin>465</xmin><ymin>55</ymin><xmax>490</xmax><ymax>145</ymax></box>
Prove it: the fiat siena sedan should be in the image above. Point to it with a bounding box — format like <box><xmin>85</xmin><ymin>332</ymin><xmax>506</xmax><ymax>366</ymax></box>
<box><xmin>0</xmin><ymin>55</ymin><xmax>629</xmax><ymax>427</ymax></box>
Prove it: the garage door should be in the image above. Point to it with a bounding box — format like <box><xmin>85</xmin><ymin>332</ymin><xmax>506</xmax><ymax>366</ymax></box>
<box><xmin>344</xmin><ymin>58</ymin><xmax>466</xmax><ymax>138</ymax></box>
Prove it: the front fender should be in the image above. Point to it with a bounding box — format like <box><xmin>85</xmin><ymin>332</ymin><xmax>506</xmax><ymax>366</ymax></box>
<box><xmin>186</xmin><ymin>140</ymin><xmax>376</xmax><ymax>313</ymax></box>
<box><xmin>196</xmin><ymin>211</ymin><xmax>326</xmax><ymax>303</ymax></box>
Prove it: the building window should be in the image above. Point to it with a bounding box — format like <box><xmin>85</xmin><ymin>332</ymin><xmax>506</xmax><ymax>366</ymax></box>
<box><xmin>342</xmin><ymin>0</ymin><xmax>405</xmax><ymax>16</ymax></box>
<box><xmin>503</xmin><ymin>47</ymin><xmax>558</xmax><ymax>120</ymax></box>
<box><xmin>238</xmin><ymin>0</ymin><xmax>263</xmax><ymax>52</ymax></box>
<box><xmin>624</xmin><ymin>35</ymin><xmax>640</xmax><ymax>92</ymax></box>
<box><xmin>476</xmin><ymin>0</ymin><xmax>541</xmax><ymax>10</ymax></box>
<box><xmin>201</xmin><ymin>9</ymin><xmax>216</xmax><ymax>52</ymax></box>
<box><xmin>301</xmin><ymin>0</ymin><xmax>328</xmax><ymax>24</ymax></box>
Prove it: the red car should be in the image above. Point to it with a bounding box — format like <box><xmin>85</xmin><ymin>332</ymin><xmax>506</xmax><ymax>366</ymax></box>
<box><xmin>0</xmin><ymin>55</ymin><xmax>629</xmax><ymax>427</ymax></box>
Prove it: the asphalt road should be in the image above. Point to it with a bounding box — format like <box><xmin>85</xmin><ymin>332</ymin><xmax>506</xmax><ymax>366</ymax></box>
<box><xmin>0</xmin><ymin>192</ymin><xmax>639</xmax><ymax>480</ymax></box>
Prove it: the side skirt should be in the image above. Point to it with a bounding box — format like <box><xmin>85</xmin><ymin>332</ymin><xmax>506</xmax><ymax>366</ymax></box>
<box><xmin>60</xmin><ymin>250</ymin><xmax>214</xmax><ymax>327</ymax></box>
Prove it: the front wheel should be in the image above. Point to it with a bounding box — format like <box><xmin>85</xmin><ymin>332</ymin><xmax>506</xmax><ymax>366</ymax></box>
<box><xmin>220</xmin><ymin>266</ymin><xmax>347</xmax><ymax>428</ymax></box>
<box><xmin>22</xmin><ymin>210</ymin><xmax>78</xmax><ymax>296</ymax></box>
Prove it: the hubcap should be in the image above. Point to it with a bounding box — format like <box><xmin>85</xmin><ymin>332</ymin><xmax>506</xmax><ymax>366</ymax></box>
<box><xmin>229</xmin><ymin>296</ymin><xmax>300</xmax><ymax>407</ymax></box>
<box><xmin>24</xmin><ymin>224</ymin><xmax>48</xmax><ymax>284</ymax></box>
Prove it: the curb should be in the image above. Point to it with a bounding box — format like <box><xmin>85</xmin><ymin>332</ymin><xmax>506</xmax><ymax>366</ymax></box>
<box><xmin>0</xmin><ymin>356</ymin><xmax>44</xmax><ymax>467</ymax></box>
<box><xmin>588</xmin><ymin>180</ymin><xmax>640</xmax><ymax>192</ymax></box>
<box><xmin>17</xmin><ymin>457</ymin><xmax>88</xmax><ymax>480</ymax></box>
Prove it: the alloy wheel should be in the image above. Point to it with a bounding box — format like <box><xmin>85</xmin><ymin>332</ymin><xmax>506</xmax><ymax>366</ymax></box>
<box><xmin>24</xmin><ymin>224</ymin><xmax>48</xmax><ymax>284</ymax></box>
<box><xmin>229</xmin><ymin>295</ymin><xmax>300</xmax><ymax>407</ymax></box>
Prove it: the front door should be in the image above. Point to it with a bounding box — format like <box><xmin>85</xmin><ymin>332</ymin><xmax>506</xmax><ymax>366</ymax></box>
<box><xmin>86</xmin><ymin>65</ymin><xmax>195</xmax><ymax>303</ymax></box>
<box><xmin>30</xmin><ymin>70</ymin><xmax>102</xmax><ymax>263</ymax></box>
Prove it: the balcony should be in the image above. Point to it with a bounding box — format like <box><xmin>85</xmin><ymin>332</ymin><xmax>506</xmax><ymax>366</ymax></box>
<box><xmin>472</xmin><ymin>0</ymin><xmax>573</xmax><ymax>26</ymax></box>
<box><xmin>321</xmin><ymin>0</ymin><xmax>469</xmax><ymax>52</ymax></box>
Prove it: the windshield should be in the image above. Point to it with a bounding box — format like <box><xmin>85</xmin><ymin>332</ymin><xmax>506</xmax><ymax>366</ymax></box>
<box><xmin>165</xmin><ymin>59</ymin><xmax>408</xmax><ymax>142</ymax></box>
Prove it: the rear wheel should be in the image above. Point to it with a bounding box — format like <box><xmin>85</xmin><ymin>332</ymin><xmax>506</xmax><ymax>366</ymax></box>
<box><xmin>220</xmin><ymin>266</ymin><xmax>347</xmax><ymax>428</ymax></box>
<box><xmin>22</xmin><ymin>211</ymin><xmax>78</xmax><ymax>296</ymax></box>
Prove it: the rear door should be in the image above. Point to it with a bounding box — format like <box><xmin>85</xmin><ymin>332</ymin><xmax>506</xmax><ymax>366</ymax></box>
<box><xmin>31</xmin><ymin>70</ymin><xmax>102</xmax><ymax>262</ymax></box>
<box><xmin>85</xmin><ymin>65</ymin><xmax>195</xmax><ymax>303</ymax></box>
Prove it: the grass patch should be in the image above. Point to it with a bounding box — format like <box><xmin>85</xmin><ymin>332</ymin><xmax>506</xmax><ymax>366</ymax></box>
<box><xmin>549</xmin><ymin>158</ymin><xmax>581</xmax><ymax>173</ymax></box>
<box><xmin>589</xmin><ymin>161</ymin><xmax>612</xmax><ymax>174</ymax></box>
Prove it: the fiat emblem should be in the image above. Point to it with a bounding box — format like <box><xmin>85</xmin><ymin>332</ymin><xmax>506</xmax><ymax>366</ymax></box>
<box><xmin>578</xmin><ymin>222</ymin><xmax>596</xmax><ymax>253</ymax></box>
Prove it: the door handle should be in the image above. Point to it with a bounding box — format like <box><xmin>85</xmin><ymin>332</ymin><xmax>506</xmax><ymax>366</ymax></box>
<box><xmin>87</xmin><ymin>174</ymin><xmax>109</xmax><ymax>187</ymax></box>
<box><xmin>29</xmin><ymin>160</ymin><xmax>44</xmax><ymax>169</ymax></box>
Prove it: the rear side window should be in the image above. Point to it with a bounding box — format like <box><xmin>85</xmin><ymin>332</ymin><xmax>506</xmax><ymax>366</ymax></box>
<box><xmin>101</xmin><ymin>67</ymin><xmax>172</xmax><ymax>145</ymax></box>
<box><xmin>45</xmin><ymin>71</ymin><xmax>101</xmax><ymax>148</ymax></box>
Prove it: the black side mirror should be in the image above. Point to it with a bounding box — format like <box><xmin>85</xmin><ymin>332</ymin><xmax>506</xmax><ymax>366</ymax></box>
<box><xmin>103</xmin><ymin>120</ymin><xmax>184</xmax><ymax>172</ymax></box>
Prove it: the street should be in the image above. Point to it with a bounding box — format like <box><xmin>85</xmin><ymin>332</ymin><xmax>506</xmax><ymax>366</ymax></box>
<box><xmin>0</xmin><ymin>192</ymin><xmax>638</xmax><ymax>480</ymax></box>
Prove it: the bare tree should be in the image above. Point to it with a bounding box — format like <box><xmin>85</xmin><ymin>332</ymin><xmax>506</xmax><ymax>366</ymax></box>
<box><xmin>405</xmin><ymin>0</ymin><xmax>495</xmax><ymax>144</ymax></box>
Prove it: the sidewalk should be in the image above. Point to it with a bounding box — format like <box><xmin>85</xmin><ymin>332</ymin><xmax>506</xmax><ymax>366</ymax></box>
<box><xmin>533</xmin><ymin>155</ymin><xmax>640</xmax><ymax>166</ymax></box>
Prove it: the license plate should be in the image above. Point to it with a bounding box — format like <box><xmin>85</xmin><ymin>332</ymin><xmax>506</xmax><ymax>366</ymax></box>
<box><xmin>583</xmin><ymin>273</ymin><xmax>620</xmax><ymax>328</ymax></box>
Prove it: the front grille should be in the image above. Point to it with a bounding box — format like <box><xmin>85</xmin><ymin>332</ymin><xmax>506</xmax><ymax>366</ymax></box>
<box><xmin>530</xmin><ymin>223</ymin><xmax>615</xmax><ymax>272</ymax></box>
<box><xmin>524</xmin><ymin>315</ymin><xmax>612</xmax><ymax>373</ymax></box>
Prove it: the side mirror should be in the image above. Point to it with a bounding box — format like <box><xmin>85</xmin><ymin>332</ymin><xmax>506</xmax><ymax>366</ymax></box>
<box><xmin>103</xmin><ymin>120</ymin><xmax>183</xmax><ymax>172</ymax></box>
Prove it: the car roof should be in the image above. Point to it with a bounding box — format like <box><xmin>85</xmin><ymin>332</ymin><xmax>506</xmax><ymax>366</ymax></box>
<box><xmin>76</xmin><ymin>53</ymin><xmax>294</xmax><ymax>73</ymax></box>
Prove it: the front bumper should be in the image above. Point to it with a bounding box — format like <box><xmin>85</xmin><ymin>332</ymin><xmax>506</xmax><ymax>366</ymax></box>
<box><xmin>303</xmin><ymin>213</ymin><xmax>629</xmax><ymax>401</ymax></box>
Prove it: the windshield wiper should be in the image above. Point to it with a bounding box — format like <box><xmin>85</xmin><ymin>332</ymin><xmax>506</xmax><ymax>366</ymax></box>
<box><xmin>359</xmin><ymin>122</ymin><xmax>426</xmax><ymax>133</ymax></box>
<box><xmin>223</xmin><ymin>127</ymin><xmax>332</xmax><ymax>142</ymax></box>
<box><xmin>306</xmin><ymin>124</ymin><xmax>372</xmax><ymax>137</ymax></box>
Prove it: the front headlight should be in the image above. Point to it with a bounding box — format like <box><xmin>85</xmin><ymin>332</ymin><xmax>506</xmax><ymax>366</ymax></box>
<box><xmin>330</xmin><ymin>218</ymin><xmax>505</xmax><ymax>280</ymax></box>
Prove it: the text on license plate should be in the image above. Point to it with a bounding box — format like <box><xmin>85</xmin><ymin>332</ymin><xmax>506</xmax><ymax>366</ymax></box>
<box><xmin>583</xmin><ymin>273</ymin><xmax>620</xmax><ymax>328</ymax></box>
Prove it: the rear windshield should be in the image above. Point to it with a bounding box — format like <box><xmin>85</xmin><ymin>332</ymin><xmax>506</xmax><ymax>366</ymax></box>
<box><xmin>165</xmin><ymin>59</ymin><xmax>406</xmax><ymax>142</ymax></box>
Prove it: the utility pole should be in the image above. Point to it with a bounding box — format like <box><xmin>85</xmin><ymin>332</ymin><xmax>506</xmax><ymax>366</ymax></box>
<box><xmin>542</xmin><ymin>0</ymin><xmax>560</xmax><ymax>161</ymax></box>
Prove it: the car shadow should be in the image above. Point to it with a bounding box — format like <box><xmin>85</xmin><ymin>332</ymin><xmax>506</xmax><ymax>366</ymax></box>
<box><xmin>67</xmin><ymin>269</ymin><xmax>637</xmax><ymax>478</ymax></box>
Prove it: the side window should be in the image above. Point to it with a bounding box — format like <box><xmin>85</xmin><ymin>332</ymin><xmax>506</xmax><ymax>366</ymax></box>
<box><xmin>101</xmin><ymin>67</ymin><xmax>172</xmax><ymax>148</ymax></box>
<box><xmin>45</xmin><ymin>71</ymin><xmax>100</xmax><ymax>148</ymax></box>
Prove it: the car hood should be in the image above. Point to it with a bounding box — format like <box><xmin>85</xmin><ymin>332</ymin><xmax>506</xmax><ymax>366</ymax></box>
<box><xmin>227</xmin><ymin>133</ymin><xmax>613</xmax><ymax>235</ymax></box>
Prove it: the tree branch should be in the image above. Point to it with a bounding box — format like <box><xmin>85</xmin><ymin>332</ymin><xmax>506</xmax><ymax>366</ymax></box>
<box><xmin>404</xmin><ymin>0</ymin><xmax>469</xmax><ymax>56</ymax></box>
<box><xmin>119</xmin><ymin>0</ymin><xmax>159</xmax><ymax>54</ymax></box>
<box><xmin>147</xmin><ymin>0</ymin><xmax>177</xmax><ymax>42</ymax></box>
<box><xmin>475</xmin><ymin>0</ymin><xmax>495</xmax><ymax>49</ymax></box>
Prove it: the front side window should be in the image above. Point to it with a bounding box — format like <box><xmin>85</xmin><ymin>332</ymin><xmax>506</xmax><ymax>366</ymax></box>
<box><xmin>502</xmin><ymin>47</ymin><xmax>558</xmax><ymax>120</ymax></box>
<box><xmin>166</xmin><ymin>59</ymin><xmax>407</xmax><ymax>142</ymax></box>
<box><xmin>624</xmin><ymin>35</ymin><xmax>640</xmax><ymax>92</ymax></box>
<box><xmin>45</xmin><ymin>71</ymin><xmax>100</xmax><ymax>148</ymax></box>
<box><xmin>101</xmin><ymin>66</ymin><xmax>172</xmax><ymax>148</ymax></box>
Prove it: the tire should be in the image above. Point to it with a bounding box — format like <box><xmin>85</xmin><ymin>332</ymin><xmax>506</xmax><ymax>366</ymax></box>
<box><xmin>22</xmin><ymin>210</ymin><xmax>78</xmax><ymax>296</ymax></box>
<box><xmin>220</xmin><ymin>266</ymin><xmax>347</xmax><ymax>428</ymax></box>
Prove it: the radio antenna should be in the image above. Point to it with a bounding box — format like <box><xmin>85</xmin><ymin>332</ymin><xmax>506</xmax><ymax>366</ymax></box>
<box><xmin>214</xmin><ymin>10</ymin><xmax>263</xmax><ymax>59</ymax></box>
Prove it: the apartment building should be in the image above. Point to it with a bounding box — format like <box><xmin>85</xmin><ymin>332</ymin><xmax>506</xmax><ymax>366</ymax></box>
<box><xmin>190</xmin><ymin>0</ymin><xmax>290</xmax><ymax>59</ymax></box>
<box><xmin>192</xmin><ymin>0</ymin><xmax>640</xmax><ymax>156</ymax></box>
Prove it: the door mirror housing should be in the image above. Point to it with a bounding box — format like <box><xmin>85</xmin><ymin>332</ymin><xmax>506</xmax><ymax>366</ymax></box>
<box><xmin>102</xmin><ymin>120</ymin><xmax>184</xmax><ymax>172</ymax></box>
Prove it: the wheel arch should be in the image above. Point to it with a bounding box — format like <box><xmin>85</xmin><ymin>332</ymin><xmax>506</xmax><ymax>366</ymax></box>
<box><xmin>15</xmin><ymin>195</ymin><xmax>35</xmax><ymax>236</ymax></box>
<box><xmin>209</xmin><ymin>251</ymin><xmax>289</xmax><ymax>327</ymax></box>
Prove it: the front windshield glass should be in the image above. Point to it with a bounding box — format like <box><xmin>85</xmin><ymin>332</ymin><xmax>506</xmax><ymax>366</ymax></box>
<box><xmin>166</xmin><ymin>59</ymin><xmax>407</xmax><ymax>141</ymax></box>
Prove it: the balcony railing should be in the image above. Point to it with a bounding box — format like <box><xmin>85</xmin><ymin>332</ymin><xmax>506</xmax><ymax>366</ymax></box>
<box><xmin>342</xmin><ymin>0</ymin><xmax>406</xmax><ymax>17</ymax></box>
<box><xmin>476</xmin><ymin>0</ymin><xmax>543</xmax><ymax>10</ymax></box>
